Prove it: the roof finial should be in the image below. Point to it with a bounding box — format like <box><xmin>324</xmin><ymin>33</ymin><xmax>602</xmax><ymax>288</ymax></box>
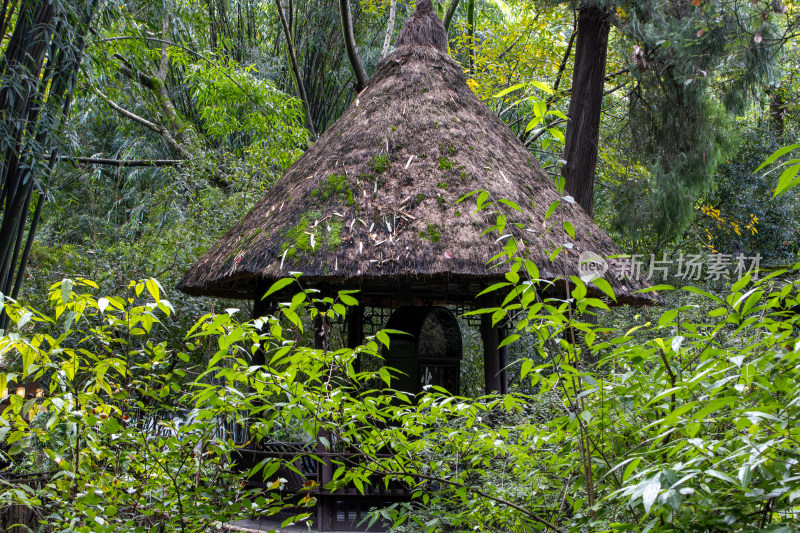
<box><xmin>395</xmin><ymin>0</ymin><xmax>447</xmax><ymax>53</ymax></box>
<box><xmin>416</xmin><ymin>0</ymin><xmax>434</xmax><ymax>13</ymax></box>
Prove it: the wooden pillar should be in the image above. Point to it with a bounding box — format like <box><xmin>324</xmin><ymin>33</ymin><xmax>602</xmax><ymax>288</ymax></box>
<box><xmin>480</xmin><ymin>293</ymin><xmax>502</xmax><ymax>394</ymax></box>
<box><xmin>498</xmin><ymin>324</ymin><xmax>509</xmax><ymax>395</ymax></box>
<box><xmin>314</xmin><ymin>309</ymin><xmax>334</xmax><ymax>530</ymax></box>
<box><xmin>347</xmin><ymin>303</ymin><xmax>364</xmax><ymax>348</ymax></box>
<box><xmin>251</xmin><ymin>280</ymin><xmax>271</xmax><ymax>366</ymax></box>
<box><xmin>313</xmin><ymin>314</ymin><xmax>326</xmax><ymax>350</ymax></box>
<box><xmin>347</xmin><ymin>303</ymin><xmax>364</xmax><ymax>375</ymax></box>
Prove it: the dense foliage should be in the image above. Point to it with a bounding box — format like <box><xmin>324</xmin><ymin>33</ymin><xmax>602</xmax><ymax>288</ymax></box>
<box><xmin>2</xmin><ymin>0</ymin><xmax>800</xmax><ymax>531</ymax></box>
<box><xmin>2</xmin><ymin>260</ymin><xmax>800</xmax><ymax>531</ymax></box>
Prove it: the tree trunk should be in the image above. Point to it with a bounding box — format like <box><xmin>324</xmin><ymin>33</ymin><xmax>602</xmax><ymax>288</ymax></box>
<box><xmin>466</xmin><ymin>0</ymin><xmax>475</xmax><ymax>73</ymax></box>
<box><xmin>339</xmin><ymin>0</ymin><xmax>368</xmax><ymax>92</ymax></box>
<box><xmin>0</xmin><ymin>0</ymin><xmax>97</xmax><ymax>325</ymax></box>
<box><xmin>443</xmin><ymin>0</ymin><xmax>461</xmax><ymax>31</ymax></box>
<box><xmin>769</xmin><ymin>91</ymin><xmax>786</xmax><ymax>136</ymax></box>
<box><xmin>275</xmin><ymin>0</ymin><xmax>317</xmax><ymax>137</ymax></box>
<box><xmin>561</xmin><ymin>5</ymin><xmax>610</xmax><ymax>219</ymax></box>
<box><xmin>380</xmin><ymin>0</ymin><xmax>396</xmax><ymax>58</ymax></box>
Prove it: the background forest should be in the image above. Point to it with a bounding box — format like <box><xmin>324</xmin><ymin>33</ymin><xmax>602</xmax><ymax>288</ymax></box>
<box><xmin>3</xmin><ymin>0</ymin><xmax>800</xmax><ymax>305</ymax></box>
<box><xmin>3</xmin><ymin>0</ymin><xmax>800</xmax><ymax>531</ymax></box>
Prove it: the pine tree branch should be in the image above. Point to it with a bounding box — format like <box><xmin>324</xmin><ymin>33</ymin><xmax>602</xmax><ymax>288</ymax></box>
<box><xmin>605</xmin><ymin>67</ymin><xmax>629</xmax><ymax>81</ymax></box>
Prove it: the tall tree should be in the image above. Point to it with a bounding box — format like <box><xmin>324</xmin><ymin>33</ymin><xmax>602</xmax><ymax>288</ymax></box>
<box><xmin>561</xmin><ymin>5</ymin><xmax>610</xmax><ymax>218</ymax></box>
<box><xmin>0</xmin><ymin>0</ymin><xmax>97</xmax><ymax>326</ymax></box>
<box><xmin>339</xmin><ymin>0</ymin><xmax>368</xmax><ymax>91</ymax></box>
<box><xmin>558</xmin><ymin>0</ymin><xmax>797</xmax><ymax>246</ymax></box>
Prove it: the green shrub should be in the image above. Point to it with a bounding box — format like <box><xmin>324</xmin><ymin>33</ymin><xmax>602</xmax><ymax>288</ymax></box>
<box><xmin>2</xmin><ymin>258</ymin><xmax>800</xmax><ymax>531</ymax></box>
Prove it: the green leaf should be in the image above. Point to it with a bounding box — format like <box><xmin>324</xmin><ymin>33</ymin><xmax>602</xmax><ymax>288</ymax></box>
<box><xmin>376</xmin><ymin>330</ymin><xmax>391</xmax><ymax>348</ymax></box>
<box><xmin>681</xmin><ymin>285</ymin><xmax>725</xmax><ymax>304</ymax></box>
<box><xmin>476</xmin><ymin>190</ymin><xmax>490</xmax><ymax>210</ymax></box>
<box><xmin>476</xmin><ymin>283</ymin><xmax>510</xmax><ymax>297</ymax></box>
<box><xmin>693</xmin><ymin>397</ymin><xmax>736</xmax><ymax>423</ymax></box>
<box><xmin>773</xmin><ymin>162</ymin><xmax>800</xmax><ymax>197</ymax></box>
<box><xmin>571</xmin><ymin>278</ymin><xmax>587</xmax><ymax>300</ymax></box>
<box><xmin>290</xmin><ymin>292</ymin><xmax>306</xmax><ymax>309</ymax></box>
<box><xmin>498</xmin><ymin>334</ymin><xmax>520</xmax><ymax>348</ymax></box>
<box><xmin>591</xmin><ymin>278</ymin><xmax>616</xmax><ymax>302</ymax></box>
<box><xmin>520</xmin><ymin>358</ymin><xmax>533</xmax><ymax>378</ymax></box>
<box><xmin>563</xmin><ymin>221</ymin><xmax>575</xmax><ymax>239</ymax></box>
<box><xmin>661</xmin><ymin>402</ymin><xmax>696</xmax><ymax>426</ymax></box>
<box><xmin>262</xmin><ymin>278</ymin><xmax>295</xmax><ymax>299</ymax></box>
<box><xmin>637</xmin><ymin>284</ymin><xmax>674</xmax><ymax>293</ymax></box>
<box><xmin>456</xmin><ymin>190</ymin><xmax>481</xmax><ymax>204</ymax></box>
<box><xmin>544</xmin><ymin>200</ymin><xmax>560</xmax><ymax>221</ymax></box>
<box><xmin>524</xmin><ymin>116</ymin><xmax>542</xmax><ymax>133</ymax></box>
<box><xmin>755</xmin><ymin>143</ymin><xmax>800</xmax><ymax>171</ymax></box>
<box><xmin>498</xmin><ymin>199</ymin><xmax>522</xmax><ymax>212</ymax></box>
<box><xmin>546</xmin><ymin>109</ymin><xmax>568</xmax><ymax>120</ymax></box>
<box><xmin>705</xmin><ymin>469</ymin><xmax>736</xmax><ymax>484</ymax></box>
<box><xmin>493</xmin><ymin>83</ymin><xmax>525</xmax><ymax>98</ymax></box>
<box><xmin>529</xmin><ymin>81</ymin><xmax>554</xmax><ymax>94</ymax></box>
<box><xmin>738</xmin><ymin>464</ymin><xmax>753</xmax><ymax>489</ymax></box>
<box><xmin>731</xmin><ymin>273</ymin><xmax>751</xmax><ymax>293</ymax></box>
<box><xmin>339</xmin><ymin>294</ymin><xmax>359</xmax><ymax>306</ymax></box>
<box><xmin>17</xmin><ymin>312</ymin><xmax>32</xmax><ymax>330</ymax></box>
<box><xmin>548</xmin><ymin>128</ymin><xmax>565</xmax><ymax>143</ymax></box>
<box><xmin>642</xmin><ymin>476</ymin><xmax>661</xmax><ymax>514</ymax></box>
<box><xmin>623</xmin><ymin>457</ymin><xmax>642</xmax><ymax>482</ymax></box>
<box><xmin>145</xmin><ymin>279</ymin><xmax>161</xmax><ymax>301</ymax></box>
<box><xmin>61</xmin><ymin>278</ymin><xmax>74</xmax><ymax>305</ymax></box>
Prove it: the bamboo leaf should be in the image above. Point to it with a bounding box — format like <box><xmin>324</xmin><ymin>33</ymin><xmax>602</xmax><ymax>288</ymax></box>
<box><xmin>498</xmin><ymin>199</ymin><xmax>522</xmax><ymax>212</ymax></box>
<box><xmin>755</xmin><ymin>143</ymin><xmax>800</xmax><ymax>171</ymax></box>
<box><xmin>544</xmin><ymin>200</ymin><xmax>560</xmax><ymax>221</ymax></box>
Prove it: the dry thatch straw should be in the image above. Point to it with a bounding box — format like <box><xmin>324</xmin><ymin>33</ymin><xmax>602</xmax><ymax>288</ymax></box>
<box><xmin>178</xmin><ymin>1</ymin><xmax>655</xmax><ymax>306</ymax></box>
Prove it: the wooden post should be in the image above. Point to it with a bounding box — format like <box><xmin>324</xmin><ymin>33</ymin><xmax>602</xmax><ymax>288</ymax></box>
<box><xmin>251</xmin><ymin>280</ymin><xmax>271</xmax><ymax>366</ymax></box>
<box><xmin>347</xmin><ymin>303</ymin><xmax>364</xmax><ymax>376</ymax></box>
<box><xmin>347</xmin><ymin>303</ymin><xmax>364</xmax><ymax>349</ymax></box>
<box><xmin>480</xmin><ymin>293</ymin><xmax>502</xmax><ymax>394</ymax></box>
<box><xmin>498</xmin><ymin>324</ymin><xmax>509</xmax><ymax>394</ymax></box>
<box><xmin>314</xmin><ymin>310</ymin><xmax>334</xmax><ymax>530</ymax></box>
<box><xmin>313</xmin><ymin>314</ymin><xmax>326</xmax><ymax>350</ymax></box>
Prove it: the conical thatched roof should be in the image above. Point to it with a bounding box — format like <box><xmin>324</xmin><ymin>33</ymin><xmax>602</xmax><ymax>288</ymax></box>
<box><xmin>178</xmin><ymin>2</ymin><xmax>655</xmax><ymax>305</ymax></box>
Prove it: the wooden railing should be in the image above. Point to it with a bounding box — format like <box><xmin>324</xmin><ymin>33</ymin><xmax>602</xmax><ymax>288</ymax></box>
<box><xmin>0</xmin><ymin>470</ymin><xmax>53</xmax><ymax>533</ymax></box>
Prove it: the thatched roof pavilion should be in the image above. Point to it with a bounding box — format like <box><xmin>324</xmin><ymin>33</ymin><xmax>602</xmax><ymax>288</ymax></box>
<box><xmin>178</xmin><ymin>2</ymin><xmax>653</xmax><ymax>308</ymax></box>
<box><xmin>183</xmin><ymin>5</ymin><xmax>656</xmax><ymax>528</ymax></box>
<box><xmin>179</xmin><ymin>2</ymin><xmax>652</xmax><ymax>304</ymax></box>
<box><xmin>177</xmin><ymin>0</ymin><xmax>661</xmax><ymax>404</ymax></box>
